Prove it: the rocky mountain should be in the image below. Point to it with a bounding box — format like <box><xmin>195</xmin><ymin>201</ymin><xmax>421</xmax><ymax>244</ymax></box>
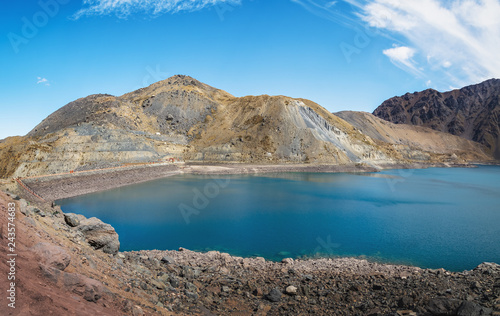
<box><xmin>0</xmin><ymin>75</ymin><xmax>492</xmax><ymax>178</ymax></box>
<box><xmin>373</xmin><ymin>79</ymin><xmax>500</xmax><ymax>159</ymax></box>
<box><xmin>336</xmin><ymin>111</ymin><xmax>485</xmax><ymax>160</ymax></box>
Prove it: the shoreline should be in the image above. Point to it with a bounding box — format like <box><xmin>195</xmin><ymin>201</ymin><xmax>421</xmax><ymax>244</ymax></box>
<box><xmin>2</xmin><ymin>171</ymin><xmax>500</xmax><ymax>315</ymax></box>
<box><xmin>19</xmin><ymin>161</ymin><xmax>482</xmax><ymax>202</ymax></box>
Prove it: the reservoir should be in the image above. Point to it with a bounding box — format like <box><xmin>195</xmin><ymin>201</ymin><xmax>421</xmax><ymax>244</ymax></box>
<box><xmin>58</xmin><ymin>165</ymin><xmax>500</xmax><ymax>271</ymax></box>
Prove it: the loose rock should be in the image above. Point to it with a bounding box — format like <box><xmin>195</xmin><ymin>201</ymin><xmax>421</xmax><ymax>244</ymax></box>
<box><xmin>64</xmin><ymin>213</ymin><xmax>80</xmax><ymax>227</ymax></box>
<box><xmin>77</xmin><ymin>217</ymin><xmax>120</xmax><ymax>254</ymax></box>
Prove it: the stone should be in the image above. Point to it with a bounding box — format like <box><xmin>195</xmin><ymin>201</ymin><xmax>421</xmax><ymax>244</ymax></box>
<box><xmin>266</xmin><ymin>288</ymin><xmax>282</xmax><ymax>303</ymax></box>
<box><xmin>457</xmin><ymin>301</ymin><xmax>492</xmax><ymax>316</ymax></box>
<box><xmin>304</xmin><ymin>274</ymin><xmax>313</xmax><ymax>281</ymax></box>
<box><xmin>77</xmin><ymin>217</ymin><xmax>120</xmax><ymax>254</ymax></box>
<box><xmin>169</xmin><ymin>276</ymin><xmax>180</xmax><ymax>288</ymax></box>
<box><xmin>32</xmin><ymin>242</ymin><xmax>71</xmax><ymax>271</ymax></box>
<box><xmin>185</xmin><ymin>290</ymin><xmax>199</xmax><ymax>300</ymax></box>
<box><xmin>398</xmin><ymin>296</ymin><xmax>414</xmax><ymax>308</ymax></box>
<box><xmin>185</xmin><ymin>282</ymin><xmax>198</xmax><ymax>292</ymax></box>
<box><xmin>282</xmin><ymin>258</ymin><xmax>294</xmax><ymax>265</ymax></box>
<box><xmin>181</xmin><ymin>266</ymin><xmax>195</xmax><ymax>280</ymax></box>
<box><xmin>64</xmin><ymin>213</ymin><xmax>80</xmax><ymax>227</ymax></box>
<box><xmin>253</xmin><ymin>287</ymin><xmax>263</xmax><ymax>297</ymax></box>
<box><xmin>152</xmin><ymin>280</ymin><xmax>166</xmax><ymax>290</ymax></box>
<box><xmin>426</xmin><ymin>299</ymin><xmax>461</xmax><ymax>315</ymax></box>
<box><xmin>161</xmin><ymin>256</ymin><xmax>175</xmax><ymax>265</ymax></box>
<box><xmin>132</xmin><ymin>305</ymin><xmax>144</xmax><ymax>316</ymax></box>
<box><xmin>286</xmin><ymin>285</ymin><xmax>298</xmax><ymax>295</ymax></box>
<box><xmin>222</xmin><ymin>286</ymin><xmax>230</xmax><ymax>293</ymax></box>
<box><xmin>62</xmin><ymin>272</ymin><xmax>106</xmax><ymax>302</ymax></box>
<box><xmin>18</xmin><ymin>199</ymin><xmax>28</xmax><ymax>215</ymax></box>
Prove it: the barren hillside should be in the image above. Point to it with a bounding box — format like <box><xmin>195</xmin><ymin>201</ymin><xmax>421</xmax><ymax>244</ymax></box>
<box><xmin>373</xmin><ymin>79</ymin><xmax>500</xmax><ymax>159</ymax></box>
<box><xmin>0</xmin><ymin>75</ymin><xmax>493</xmax><ymax>178</ymax></box>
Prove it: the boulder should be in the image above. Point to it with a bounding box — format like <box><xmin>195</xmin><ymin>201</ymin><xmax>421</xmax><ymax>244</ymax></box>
<box><xmin>457</xmin><ymin>301</ymin><xmax>492</xmax><ymax>316</ymax></box>
<box><xmin>64</xmin><ymin>213</ymin><xmax>80</xmax><ymax>227</ymax></box>
<box><xmin>286</xmin><ymin>285</ymin><xmax>297</xmax><ymax>295</ymax></box>
<box><xmin>62</xmin><ymin>272</ymin><xmax>107</xmax><ymax>302</ymax></box>
<box><xmin>161</xmin><ymin>256</ymin><xmax>175</xmax><ymax>265</ymax></box>
<box><xmin>77</xmin><ymin>217</ymin><xmax>120</xmax><ymax>254</ymax></box>
<box><xmin>32</xmin><ymin>242</ymin><xmax>71</xmax><ymax>271</ymax></box>
<box><xmin>266</xmin><ymin>288</ymin><xmax>282</xmax><ymax>302</ymax></box>
<box><xmin>426</xmin><ymin>299</ymin><xmax>461</xmax><ymax>315</ymax></box>
<box><xmin>281</xmin><ymin>258</ymin><xmax>294</xmax><ymax>265</ymax></box>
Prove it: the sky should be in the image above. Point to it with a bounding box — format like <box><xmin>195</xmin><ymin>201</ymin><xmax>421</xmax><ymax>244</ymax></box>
<box><xmin>1</xmin><ymin>0</ymin><xmax>499</xmax><ymax>139</ymax></box>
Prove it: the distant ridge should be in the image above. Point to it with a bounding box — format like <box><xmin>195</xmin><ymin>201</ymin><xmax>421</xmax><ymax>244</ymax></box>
<box><xmin>373</xmin><ymin>79</ymin><xmax>500</xmax><ymax>159</ymax></box>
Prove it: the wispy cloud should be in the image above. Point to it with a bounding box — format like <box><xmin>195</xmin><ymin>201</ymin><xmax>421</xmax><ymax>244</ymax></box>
<box><xmin>37</xmin><ymin>77</ymin><xmax>50</xmax><ymax>86</ymax></box>
<box><xmin>73</xmin><ymin>0</ymin><xmax>241</xmax><ymax>19</ymax></box>
<box><xmin>292</xmin><ymin>0</ymin><xmax>500</xmax><ymax>88</ymax></box>
<box><xmin>360</xmin><ymin>0</ymin><xmax>500</xmax><ymax>86</ymax></box>
<box><xmin>290</xmin><ymin>0</ymin><xmax>361</xmax><ymax>28</ymax></box>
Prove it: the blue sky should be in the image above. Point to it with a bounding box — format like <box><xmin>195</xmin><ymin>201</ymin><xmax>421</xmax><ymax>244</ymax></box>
<box><xmin>1</xmin><ymin>0</ymin><xmax>499</xmax><ymax>139</ymax></box>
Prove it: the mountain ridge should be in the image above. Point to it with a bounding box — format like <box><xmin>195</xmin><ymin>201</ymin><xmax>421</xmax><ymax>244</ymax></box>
<box><xmin>0</xmin><ymin>75</ymin><xmax>493</xmax><ymax>178</ymax></box>
<box><xmin>373</xmin><ymin>78</ymin><xmax>500</xmax><ymax>158</ymax></box>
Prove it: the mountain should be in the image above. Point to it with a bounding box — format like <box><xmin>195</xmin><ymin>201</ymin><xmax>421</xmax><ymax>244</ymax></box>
<box><xmin>373</xmin><ymin>79</ymin><xmax>500</xmax><ymax>159</ymax></box>
<box><xmin>0</xmin><ymin>75</ymin><xmax>492</xmax><ymax>178</ymax></box>
<box><xmin>336</xmin><ymin>111</ymin><xmax>486</xmax><ymax>158</ymax></box>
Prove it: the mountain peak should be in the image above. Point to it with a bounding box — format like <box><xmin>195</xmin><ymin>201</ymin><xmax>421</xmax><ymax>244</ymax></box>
<box><xmin>373</xmin><ymin>78</ymin><xmax>500</xmax><ymax>159</ymax></box>
<box><xmin>123</xmin><ymin>75</ymin><xmax>234</xmax><ymax>101</ymax></box>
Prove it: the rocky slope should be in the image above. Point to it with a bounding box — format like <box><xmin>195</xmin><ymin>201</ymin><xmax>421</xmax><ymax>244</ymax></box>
<box><xmin>2</xmin><ymin>189</ymin><xmax>500</xmax><ymax>316</ymax></box>
<box><xmin>0</xmin><ymin>75</ymin><xmax>493</xmax><ymax>178</ymax></box>
<box><xmin>373</xmin><ymin>79</ymin><xmax>500</xmax><ymax>159</ymax></box>
<box><xmin>336</xmin><ymin>111</ymin><xmax>486</xmax><ymax>161</ymax></box>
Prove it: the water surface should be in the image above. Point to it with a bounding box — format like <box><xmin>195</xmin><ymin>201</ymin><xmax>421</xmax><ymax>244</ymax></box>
<box><xmin>58</xmin><ymin>165</ymin><xmax>500</xmax><ymax>271</ymax></box>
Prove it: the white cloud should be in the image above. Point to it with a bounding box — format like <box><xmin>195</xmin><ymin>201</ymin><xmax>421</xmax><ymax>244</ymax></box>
<box><xmin>359</xmin><ymin>0</ymin><xmax>500</xmax><ymax>85</ymax></box>
<box><xmin>383</xmin><ymin>46</ymin><xmax>414</xmax><ymax>64</ymax></box>
<box><xmin>292</xmin><ymin>0</ymin><xmax>500</xmax><ymax>88</ymax></box>
<box><xmin>73</xmin><ymin>0</ymin><xmax>241</xmax><ymax>19</ymax></box>
<box><xmin>442</xmin><ymin>61</ymin><xmax>452</xmax><ymax>68</ymax></box>
<box><xmin>37</xmin><ymin>77</ymin><xmax>50</xmax><ymax>86</ymax></box>
<box><xmin>383</xmin><ymin>45</ymin><xmax>425</xmax><ymax>77</ymax></box>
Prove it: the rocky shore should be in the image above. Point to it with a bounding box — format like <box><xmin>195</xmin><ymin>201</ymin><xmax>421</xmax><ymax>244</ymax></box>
<box><xmin>1</xmin><ymin>189</ymin><xmax>499</xmax><ymax>316</ymax></box>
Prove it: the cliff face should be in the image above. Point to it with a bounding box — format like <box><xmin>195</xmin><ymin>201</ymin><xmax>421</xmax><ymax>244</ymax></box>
<box><xmin>0</xmin><ymin>75</ymin><xmax>493</xmax><ymax>178</ymax></box>
<box><xmin>373</xmin><ymin>79</ymin><xmax>500</xmax><ymax>159</ymax></box>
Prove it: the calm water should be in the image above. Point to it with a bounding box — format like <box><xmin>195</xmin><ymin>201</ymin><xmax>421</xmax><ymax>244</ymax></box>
<box><xmin>58</xmin><ymin>165</ymin><xmax>500</xmax><ymax>271</ymax></box>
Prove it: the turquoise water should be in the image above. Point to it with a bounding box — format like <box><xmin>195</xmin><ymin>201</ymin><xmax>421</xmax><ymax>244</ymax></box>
<box><xmin>57</xmin><ymin>166</ymin><xmax>500</xmax><ymax>271</ymax></box>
